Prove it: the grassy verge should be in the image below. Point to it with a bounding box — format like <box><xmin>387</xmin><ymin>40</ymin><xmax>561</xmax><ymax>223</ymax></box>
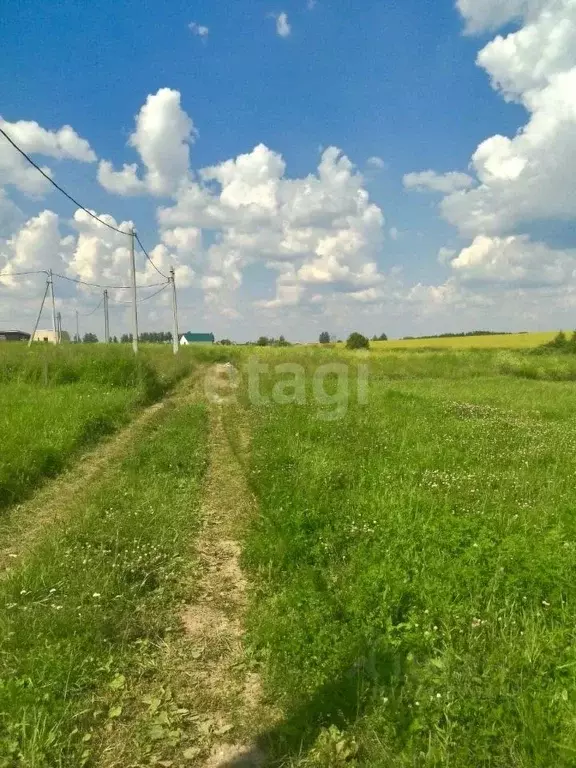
<box><xmin>240</xmin><ymin>350</ymin><xmax>576</xmax><ymax>766</ymax></box>
<box><xmin>0</xmin><ymin>398</ymin><xmax>207</xmax><ymax>766</ymax></box>
<box><xmin>0</xmin><ymin>345</ymin><xmax>197</xmax><ymax>510</ymax></box>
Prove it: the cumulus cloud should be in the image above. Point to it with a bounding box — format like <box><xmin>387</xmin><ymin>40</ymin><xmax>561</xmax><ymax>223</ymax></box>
<box><xmin>68</xmin><ymin>209</ymin><xmax>194</xmax><ymax>293</ymax></box>
<box><xmin>159</xmin><ymin>142</ymin><xmax>386</xmax><ymax>312</ymax></box>
<box><xmin>457</xmin><ymin>0</ymin><xmax>548</xmax><ymax>34</ymax></box>
<box><xmin>189</xmin><ymin>21</ymin><xmax>209</xmax><ymax>38</ymax></box>
<box><xmin>404</xmin><ymin>170</ymin><xmax>474</xmax><ymax>193</ymax></box>
<box><xmin>275</xmin><ymin>12</ymin><xmax>291</xmax><ymax>37</ymax></box>
<box><xmin>0</xmin><ymin>211</ymin><xmax>67</xmax><ymax>288</ymax></box>
<box><xmin>420</xmin><ymin>0</ymin><xmax>576</xmax><ymax>239</ymax></box>
<box><xmin>0</xmin><ymin>118</ymin><xmax>96</xmax><ymax>162</ymax></box>
<box><xmin>98</xmin><ymin>88</ymin><xmax>196</xmax><ymax>197</ymax></box>
<box><xmin>448</xmin><ymin>234</ymin><xmax>576</xmax><ymax>286</ymax></box>
<box><xmin>0</xmin><ymin>117</ymin><xmax>96</xmax><ymax>196</ymax></box>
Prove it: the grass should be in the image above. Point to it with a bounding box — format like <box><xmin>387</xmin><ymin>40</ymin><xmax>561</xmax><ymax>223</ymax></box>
<box><xmin>370</xmin><ymin>331</ymin><xmax>560</xmax><ymax>350</ymax></box>
<box><xmin>0</xmin><ymin>397</ymin><xmax>208</xmax><ymax>766</ymax></box>
<box><xmin>237</xmin><ymin>348</ymin><xmax>576</xmax><ymax>766</ymax></box>
<box><xmin>0</xmin><ymin>344</ymin><xmax>201</xmax><ymax>510</ymax></box>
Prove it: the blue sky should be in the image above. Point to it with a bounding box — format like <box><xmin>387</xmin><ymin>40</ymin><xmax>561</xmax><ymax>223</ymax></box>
<box><xmin>1</xmin><ymin>0</ymin><xmax>576</xmax><ymax>340</ymax></box>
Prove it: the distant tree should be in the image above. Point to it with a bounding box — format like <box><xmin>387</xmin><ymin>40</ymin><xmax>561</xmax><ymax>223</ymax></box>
<box><xmin>73</xmin><ymin>334</ymin><xmax>81</xmax><ymax>344</ymax></box>
<box><xmin>378</xmin><ymin>333</ymin><xmax>388</xmax><ymax>341</ymax></box>
<box><xmin>277</xmin><ymin>335</ymin><xmax>289</xmax><ymax>347</ymax></box>
<box><xmin>139</xmin><ymin>331</ymin><xmax>172</xmax><ymax>343</ymax></box>
<box><xmin>371</xmin><ymin>335</ymin><xmax>378</xmax><ymax>342</ymax></box>
<box><xmin>346</xmin><ymin>332</ymin><xmax>370</xmax><ymax>350</ymax></box>
<box><xmin>83</xmin><ymin>332</ymin><xmax>98</xmax><ymax>344</ymax></box>
<box><xmin>319</xmin><ymin>331</ymin><xmax>330</xmax><ymax>344</ymax></box>
<box><xmin>256</xmin><ymin>336</ymin><xmax>270</xmax><ymax>346</ymax></box>
<box><xmin>112</xmin><ymin>336</ymin><xmax>118</xmax><ymax>343</ymax></box>
<box><xmin>120</xmin><ymin>333</ymin><xmax>133</xmax><ymax>344</ymax></box>
<box><xmin>219</xmin><ymin>339</ymin><xmax>232</xmax><ymax>345</ymax></box>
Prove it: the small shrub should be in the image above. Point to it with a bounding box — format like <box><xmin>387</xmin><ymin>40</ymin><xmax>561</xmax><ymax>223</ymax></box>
<box><xmin>345</xmin><ymin>333</ymin><xmax>370</xmax><ymax>351</ymax></box>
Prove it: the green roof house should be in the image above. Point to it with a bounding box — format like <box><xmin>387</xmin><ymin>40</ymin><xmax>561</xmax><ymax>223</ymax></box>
<box><xmin>180</xmin><ymin>332</ymin><xmax>215</xmax><ymax>345</ymax></box>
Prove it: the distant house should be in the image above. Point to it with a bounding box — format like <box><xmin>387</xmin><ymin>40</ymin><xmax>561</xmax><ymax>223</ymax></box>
<box><xmin>33</xmin><ymin>329</ymin><xmax>58</xmax><ymax>344</ymax></box>
<box><xmin>0</xmin><ymin>330</ymin><xmax>30</xmax><ymax>342</ymax></box>
<box><xmin>180</xmin><ymin>332</ymin><xmax>215</xmax><ymax>345</ymax></box>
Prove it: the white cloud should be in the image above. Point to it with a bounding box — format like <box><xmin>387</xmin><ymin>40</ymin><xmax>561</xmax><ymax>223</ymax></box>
<box><xmin>159</xmin><ymin>141</ymin><xmax>386</xmax><ymax>313</ymax></box>
<box><xmin>307</xmin><ymin>0</ymin><xmax>317</xmax><ymax>8</ymax></box>
<box><xmin>68</xmin><ymin>209</ymin><xmax>194</xmax><ymax>293</ymax></box>
<box><xmin>0</xmin><ymin>190</ymin><xmax>22</xmax><ymax>232</ymax></box>
<box><xmin>413</xmin><ymin>0</ymin><xmax>576</xmax><ymax>245</ymax></box>
<box><xmin>389</xmin><ymin>227</ymin><xmax>400</xmax><ymax>240</ymax></box>
<box><xmin>98</xmin><ymin>88</ymin><xmax>196</xmax><ymax>197</ymax></box>
<box><xmin>0</xmin><ymin>117</ymin><xmax>96</xmax><ymax>196</ymax></box>
<box><xmin>189</xmin><ymin>21</ymin><xmax>209</xmax><ymax>38</ymax></box>
<box><xmin>275</xmin><ymin>12</ymin><xmax>291</xmax><ymax>37</ymax></box>
<box><xmin>448</xmin><ymin>234</ymin><xmax>576</xmax><ymax>286</ymax></box>
<box><xmin>442</xmin><ymin>68</ymin><xmax>576</xmax><ymax>235</ymax></box>
<box><xmin>0</xmin><ymin>210</ymin><xmax>73</xmax><ymax>298</ymax></box>
<box><xmin>404</xmin><ymin>170</ymin><xmax>474</xmax><ymax>193</ymax></box>
<box><xmin>477</xmin><ymin>2</ymin><xmax>576</xmax><ymax>100</ymax></box>
<box><xmin>456</xmin><ymin>0</ymin><xmax>548</xmax><ymax>34</ymax></box>
<box><xmin>0</xmin><ymin>118</ymin><xmax>96</xmax><ymax>162</ymax></box>
<box><xmin>367</xmin><ymin>156</ymin><xmax>386</xmax><ymax>170</ymax></box>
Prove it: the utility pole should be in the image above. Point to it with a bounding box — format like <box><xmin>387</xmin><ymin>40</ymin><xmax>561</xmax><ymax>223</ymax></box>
<box><xmin>129</xmin><ymin>228</ymin><xmax>139</xmax><ymax>354</ymax></box>
<box><xmin>170</xmin><ymin>267</ymin><xmax>179</xmax><ymax>355</ymax></box>
<box><xmin>75</xmin><ymin>310</ymin><xmax>80</xmax><ymax>343</ymax></box>
<box><xmin>49</xmin><ymin>269</ymin><xmax>58</xmax><ymax>344</ymax></box>
<box><xmin>29</xmin><ymin>278</ymin><xmax>51</xmax><ymax>347</ymax></box>
<box><xmin>103</xmin><ymin>289</ymin><xmax>110</xmax><ymax>343</ymax></box>
<box><xmin>56</xmin><ymin>312</ymin><xmax>62</xmax><ymax>343</ymax></box>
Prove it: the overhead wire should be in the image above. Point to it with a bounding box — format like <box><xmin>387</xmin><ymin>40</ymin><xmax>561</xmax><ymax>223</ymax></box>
<box><xmin>1</xmin><ymin>127</ymin><xmax>178</xmax><ymax>339</ymax></box>
<box><xmin>137</xmin><ymin>282</ymin><xmax>170</xmax><ymax>302</ymax></box>
<box><xmin>52</xmin><ymin>273</ymin><xmax>166</xmax><ymax>290</ymax></box>
<box><xmin>134</xmin><ymin>232</ymin><xmax>169</xmax><ymax>280</ymax></box>
<box><xmin>0</xmin><ymin>128</ymin><xmax>130</xmax><ymax>236</ymax></box>
<box><xmin>77</xmin><ymin>297</ymin><xmax>103</xmax><ymax>317</ymax></box>
<box><xmin>109</xmin><ymin>281</ymin><xmax>170</xmax><ymax>305</ymax></box>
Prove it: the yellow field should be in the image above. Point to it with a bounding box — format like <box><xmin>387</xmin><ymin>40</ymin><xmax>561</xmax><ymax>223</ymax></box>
<box><xmin>371</xmin><ymin>331</ymin><xmax>560</xmax><ymax>350</ymax></box>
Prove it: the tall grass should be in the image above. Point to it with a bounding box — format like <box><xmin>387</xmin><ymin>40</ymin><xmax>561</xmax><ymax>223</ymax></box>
<box><xmin>0</xmin><ymin>344</ymin><xmax>198</xmax><ymax>510</ymax></box>
<box><xmin>0</xmin><ymin>401</ymin><xmax>207</xmax><ymax>766</ymax></box>
<box><xmin>238</xmin><ymin>349</ymin><xmax>576</xmax><ymax>766</ymax></box>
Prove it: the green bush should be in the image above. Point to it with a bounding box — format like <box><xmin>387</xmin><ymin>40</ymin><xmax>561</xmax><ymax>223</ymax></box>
<box><xmin>345</xmin><ymin>332</ymin><xmax>369</xmax><ymax>350</ymax></box>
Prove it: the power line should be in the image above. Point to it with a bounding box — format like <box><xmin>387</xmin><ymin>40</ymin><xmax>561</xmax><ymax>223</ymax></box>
<box><xmin>78</xmin><ymin>297</ymin><xmax>103</xmax><ymax>317</ymax></box>
<box><xmin>52</xmin><ymin>272</ymin><xmax>166</xmax><ymax>290</ymax></box>
<box><xmin>109</xmin><ymin>281</ymin><xmax>170</xmax><ymax>305</ymax></box>
<box><xmin>134</xmin><ymin>231</ymin><xmax>169</xmax><ymax>280</ymax></box>
<box><xmin>0</xmin><ymin>126</ymin><xmax>129</xmax><ymax>235</ymax></box>
<box><xmin>138</xmin><ymin>282</ymin><xmax>170</xmax><ymax>302</ymax></box>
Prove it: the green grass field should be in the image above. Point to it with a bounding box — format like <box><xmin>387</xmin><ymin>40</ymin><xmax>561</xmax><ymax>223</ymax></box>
<box><xmin>1</xmin><ymin>343</ymin><xmax>576</xmax><ymax>766</ymax></box>
<box><xmin>0</xmin><ymin>344</ymin><xmax>207</xmax><ymax>510</ymax></box>
<box><xmin>234</xmin><ymin>348</ymin><xmax>576</xmax><ymax>766</ymax></box>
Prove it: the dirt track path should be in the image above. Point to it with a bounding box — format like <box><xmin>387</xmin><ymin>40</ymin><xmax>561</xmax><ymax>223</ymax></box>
<box><xmin>0</xmin><ymin>369</ymin><xmax>206</xmax><ymax>577</ymax></box>
<box><xmin>182</xmin><ymin>382</ymin><xmax>268</xmax><ymax>768</ymax></box>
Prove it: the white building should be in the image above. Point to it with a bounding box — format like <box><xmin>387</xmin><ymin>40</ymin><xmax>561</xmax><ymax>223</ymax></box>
<box><xmin>33</xmin><ymin>329</ymin><xmax>59</xmax><ymax>344</ymax></box>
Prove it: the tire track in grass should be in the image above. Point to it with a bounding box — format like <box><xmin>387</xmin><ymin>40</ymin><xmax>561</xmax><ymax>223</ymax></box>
<box><xmin>96</xmin><ymin>365</ymin><xmax>273</xmax><ymax>768</ymax></box>
<box><xmin>182</xmin><ymin>376</ymin><xmax>266</xmax><ymax>768</ymax></box>
<box><xmin>0</xmin><ymin>373</ymin><xmax>209</xmax><ymax>766</ymax></box>
<box><xmin>0</xmin><ymin>369</ymin><xmax>205</xmax><ymax>577</ymax></box>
